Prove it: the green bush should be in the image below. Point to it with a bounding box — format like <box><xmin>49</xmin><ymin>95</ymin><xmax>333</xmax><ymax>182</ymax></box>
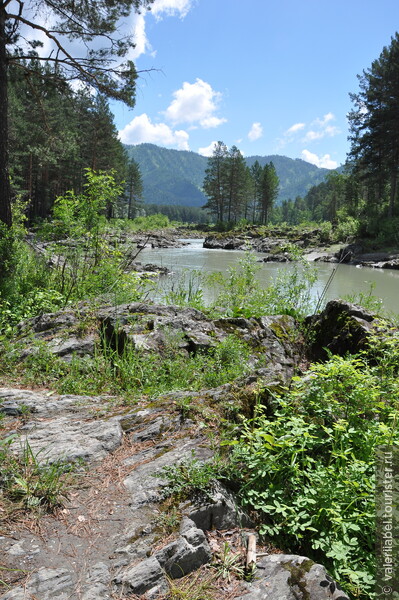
<box><xmin>207</xmin><ymin>249</ymin><xmax>317</xmax><ymax>319</ymax></box>
<box><xmin>229</xmin><ymin>354</ymin><xmax>399</xmax><ymax>598</ymax></box>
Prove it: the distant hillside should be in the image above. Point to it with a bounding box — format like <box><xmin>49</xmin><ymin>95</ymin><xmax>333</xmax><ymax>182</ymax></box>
<box><xmin>124</xmin><ymin>143</ymin><xmax>330</xmax><ymax>208</ymax></box>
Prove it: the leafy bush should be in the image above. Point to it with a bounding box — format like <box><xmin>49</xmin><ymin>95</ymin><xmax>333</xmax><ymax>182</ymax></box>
<box><xmin>229</xmin><ymin>354</ymin><xmax>399</xmax><ymax>598</ymax></box>
<box><xmin>163</xmin><ymin>270</ymin><xmax>205</xmax><ymax>311</ymax></box>
<box><xmin>112</xmin><ymin>213</ymin><xmax>172</xmax><ymax>232</ymax></box>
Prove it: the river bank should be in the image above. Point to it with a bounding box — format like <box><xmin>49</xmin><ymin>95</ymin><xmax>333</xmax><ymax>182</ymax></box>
<box><xmin>0</xmin><ymin>297</ymin><xmax>395</xmax><ymax>599</ymax></box>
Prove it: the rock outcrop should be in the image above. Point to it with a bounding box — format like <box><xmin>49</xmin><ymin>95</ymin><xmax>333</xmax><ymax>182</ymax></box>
<box><xmin>14</xmin><ymin>303</ymin><xmax>302</xmax><ymax>385</ymax></box>
<box><xmin>0</xmin><ymin>385</ymin><xmax>349</xmax><ymax>600</ymax></box>
<box><xmin>0</xmin><ymin>300</ymin><xmax>371</xmax><ymax>599</ymax></box>
<box><xmin>305</xmin><ymin>299</ymin><xmax>380</xmax><ymax>360</ymax></box>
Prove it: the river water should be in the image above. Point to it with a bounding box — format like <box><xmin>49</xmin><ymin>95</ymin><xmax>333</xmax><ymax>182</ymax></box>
<box><xmin>138</xmin><ymin>239</ymin><xmax>399</xmax><ymax>315</ymax></box>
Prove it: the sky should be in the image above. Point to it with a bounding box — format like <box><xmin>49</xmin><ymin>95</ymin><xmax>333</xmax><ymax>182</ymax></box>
<box><xmin>111</xmin><ymin>0</ymin><xmax>398</xmax><ymax>168</ymax></box>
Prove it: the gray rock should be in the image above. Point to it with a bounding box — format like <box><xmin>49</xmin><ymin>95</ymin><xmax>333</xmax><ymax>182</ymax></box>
<box><xmin>123</xmin><ymin>439</ymin><xmax>213</xmax><ymax>507</ymax></box>
<box><xmin>306</xmin><ymin>299</ymin><xmax>380</xmax><ymax>360</ymax></box>
<box><xmin>81</xmin><ymin>562</ymin><xmax>111</xmax><ymax>600</ymax></box>
<box><xmin>47</xmin><ymin>334</ymin><xmax>96</xmax><ymax>359</ymax></box>
<box><xmin>11</xmin><ymin>414</ymin><xmax>123</xmax><ymax>464</ymax></box>
<box><xmin>155</xmin><ymin>518</ymin><xmax>211</xmax><ymax>578</ymax></box>
<box><xmin>237</xmin><ymin>554</ymin><xmax>349</xmax><ymax>600</ymax></box>
<box><xmin>186</xmin><ymin>481</ymin><xmax>251</xmax><ymax>531</ymax></box>
<box><xmin>114</xmin><ymin>555</ymin><xmax>167</xmax><ymax>596</ymax></box>
<box><xmin>0</xmin><ymin>388</ymin><xmax>109</xmax><ymax>416</ymax></box>
<box><xmin>1</xmin><ymin>568</ymin><xmax>74</xmax><ymax>600</ymax></box>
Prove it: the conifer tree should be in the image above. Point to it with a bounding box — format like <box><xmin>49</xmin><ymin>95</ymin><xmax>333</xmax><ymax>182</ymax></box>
<box><xmin>0</xmin><ymin>0</ymin><xmax>154</xmax><ymax>226</ymax></box>
<box><xmin>348</xmin><ymin>32</ymin><xmax>399</xmax><ymax>217</ymax></box>
<box><xmin>259</xmin><ymin>162</ymin><xmax>279</xmax><ymax>225</ymax></box>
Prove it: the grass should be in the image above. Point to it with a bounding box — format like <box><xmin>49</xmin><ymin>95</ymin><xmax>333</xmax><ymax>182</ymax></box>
<box><xmin>0</xmin><ymin>437</ymin><xmax>72</xmax><ymax>514</ymax></box>
<box><xmin>0</xmin><ymin>331</ymin><xmax>251</xmax><ymax>399</ymax></box>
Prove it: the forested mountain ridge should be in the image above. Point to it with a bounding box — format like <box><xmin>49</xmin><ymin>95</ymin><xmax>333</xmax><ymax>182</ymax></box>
<box><xmin>124</xmin><ymin>143</ymin><xmax>331</xmax><ymax>207</ymax></box>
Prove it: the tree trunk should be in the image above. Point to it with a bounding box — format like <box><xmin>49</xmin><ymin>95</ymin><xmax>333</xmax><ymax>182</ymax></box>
<box><xmin>0</xmin><ymin>5</ymin><xmax>12</xmax><ymax>227</ymax></box>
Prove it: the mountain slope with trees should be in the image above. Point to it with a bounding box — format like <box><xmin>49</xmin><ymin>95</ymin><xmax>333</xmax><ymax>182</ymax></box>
<box><xmin>125</xmin><ymin>143</ymin><xmax>331</xmax><ymax>208</ymax></box>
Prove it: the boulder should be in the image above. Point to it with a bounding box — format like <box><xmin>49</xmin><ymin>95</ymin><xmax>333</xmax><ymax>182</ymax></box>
<box><xmin>237</xmin><ymin>554</ymin><xmax>349</xmax><ymax>600</ymax></box>
<box><xmin>305</xmin><ymin>299</ymin><xmax>379</xmax><ymax>360</ymax></box>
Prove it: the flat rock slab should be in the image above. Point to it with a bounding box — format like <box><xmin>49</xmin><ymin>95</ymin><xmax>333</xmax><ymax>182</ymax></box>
<box><xmin>0</xmin><ymin>388</ymin><xmax>123</xmax><ymax>465</ymax></box>
<box><xmin>14</xmin><ymin>414</ymin><xmax>123</xmax><ymax>464</ymax></box>
<box><xmin>238</xmin><ymin>554</ymin><xmax>349</xmax><ymax>600</ymax></box>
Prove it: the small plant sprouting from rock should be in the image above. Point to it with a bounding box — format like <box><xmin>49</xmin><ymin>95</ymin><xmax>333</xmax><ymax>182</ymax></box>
<box><xmin>0</xmin><ymin>437</ymin><xmax>72</xmax><ymax>513</ymax></box>
<box><xmin>155</xmin><ymin>453</ymin><xmax>230</xmax><ymax>501</ymax></box>
<box><xmin>211</xmin><ymin>541</ymin><xmax>246</xmax><ymax>582</ymax></box>
<box><xmin>154</xmin><ymin>504</ymin><xmax>181</xmax><ymax>535</ymax></box>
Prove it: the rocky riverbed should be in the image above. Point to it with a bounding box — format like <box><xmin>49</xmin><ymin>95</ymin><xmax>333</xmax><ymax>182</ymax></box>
<box><xmin>0</xmin><ymin>300</ymin><xmax>381</xmax><ymax>599</ymax></box>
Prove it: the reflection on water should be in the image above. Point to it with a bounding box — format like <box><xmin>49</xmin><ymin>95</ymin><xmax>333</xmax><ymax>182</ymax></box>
<box><xmin>138</xmin><ymin>239</ymin><xmax>399</xmax><ymax>315</ymax></box>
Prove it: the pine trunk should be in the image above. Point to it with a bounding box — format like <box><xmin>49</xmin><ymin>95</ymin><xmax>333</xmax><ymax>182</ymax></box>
<box><xmin>0</xmin><ymin>5</ymin><xmax>11</xmax><ymax>227</ymax></box>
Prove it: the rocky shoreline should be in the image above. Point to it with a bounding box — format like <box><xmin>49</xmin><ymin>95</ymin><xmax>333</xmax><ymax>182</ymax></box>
<box><xmin>0</xmin><ymin>299</ymin><xmax>379</xmax><ymax>599</ymax></box>
<box><xmin>202</xmin><ymin>233</ymin><xmax>399</xmax><ymax>269</ymax></box>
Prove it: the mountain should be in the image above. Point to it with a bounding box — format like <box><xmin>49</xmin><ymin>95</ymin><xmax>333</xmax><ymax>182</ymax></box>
<box><xmin>124</xmin><ymin>143</ymin><xmax>331</xmax><ymax>208</ymax></box>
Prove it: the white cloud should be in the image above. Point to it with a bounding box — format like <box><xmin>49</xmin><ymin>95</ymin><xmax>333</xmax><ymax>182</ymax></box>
<box><xmin>301</xmin><ymin>150</ymin><xmax>338</xmax><ymax>169</ymax></box>
<box><xmin>128</xmin><ymin>0</ymin><xmax>194</xmax><ymax>58</ymax></box>
<box><xmin>198</xmin><ymin>116</ymin><xmax>225</xmax><ymax>129</ymax></box>
<box><xmin>248</xmin><ymin>122</ymin><xmax>263</xmax><ymax>141</ymax></box>
<box><xmin>285</xmin><ymin>122</ymin><xmax>306</xmax><ymax>136</ymax></box>
<box><xmin>165</xmin><ymin>79</ymin><xmax>226</xmax><ymax>128</ymax></box>
<box><xmin>118</xmin><ymin>113</ymin><xmax>189</xmax><ymax>150</ymax></box>
<box><xmin>129</xmin><ymin>13</ymin><xmax>152</xmax><ymax>59</ymax></box>
<box><xmin>315</xmin><ymin>112</ymin><xmax>334</xmax><ymax>127</ymax></box>
<box><xmin>303</xmin><ymin>113</ymin><xmax>340</xmax><ymax>143</ymax></box>
<box><xmin>303</xmin><ymin>130</ymin><xmax>324</xmax><ymax>142</ymax></box>
<box><xmin>152</xmin><ymin>0</ymin><xmax>194</xmax><ymax>19</ymax></box>
<box><xmin>198</xmin><ymin>141</ymin><xmax>218</xmax><ymax>157</ymax></box>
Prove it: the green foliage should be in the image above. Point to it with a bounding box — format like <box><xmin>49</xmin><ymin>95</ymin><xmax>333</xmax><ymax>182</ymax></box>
<box><xmin>8</xmin><ymin>63</ymin><xmax>129</xmax><ymax>226</ymax></box>
<box><xmin>156</xmin><ymin>453</ymin><xmax>229</xmax><ymax>501</ymax></box>
<box><xmin>211</xmin><ymin>542</ymin><xmax>246</xmax><ymax>581</ymax></box>
<box><xmin>0</xmin><ymin>437</ymin><xmax>71</xmax><ymax>512</ymax></box>
<box><xmin>50</xmin><ymin>168</ymin><xmax>122</xmax><ymax>239</ymax></box>
<box><xmin>348</xmin><ymin>33</ymin><xmax>399</xmax><ymax>220</ymax></box>
<box><xmin>0</xmin><ymin>331</ymin><xmax>250</xmax><ymax>398</ymax></box>
<box><xmin>163</xmin><ymin>568</ymin><xmax>218</xmax><ymax>600</ymax></box>
<box><xmin>163</xmin><ymin>270</ymin><xmax>205</xmax><ymax>311</ymax></box>
<box><xmin>113</xmin><ymin>213</ymin><xmax>172</xmax><ymax>232</ymax></box>
<box><xmin>229</xmin><ymin>354</ymin><xmax>399</xmax><ymax>598</ymax></box>
<box><xmin>207</xmin><ymin>249</ymin><xmax>317</xmax><ymax>319</ymax></box>
<box><xmin>335</xmin><ymin>212</ymin><xmax>360</xmax><ymax>241</ymax></box>
<box><xmin>344</xmin><ymin>282</ymin><xmax>384</xmax><ymax>313</ymax></box>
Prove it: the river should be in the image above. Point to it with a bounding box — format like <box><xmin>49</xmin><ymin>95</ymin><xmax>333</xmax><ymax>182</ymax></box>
<box><xmin>138</xmin><ymin>239</ymin><xmax>399</xmax><ymax>315</ymax></box>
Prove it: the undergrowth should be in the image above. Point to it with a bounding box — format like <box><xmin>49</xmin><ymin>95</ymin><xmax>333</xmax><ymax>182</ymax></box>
<box><xmin>227</xmin><ymin>345</ymin><xmax>399</xmax><ymax>599</ymax></box>
<box><xmin>0</xmin><ymin>333</ymin><xmax>251</xmax><ymax>398</ymax></box>
<box><xmin>0</xmin><ymin>438</ymin><xmax>72</xmax><ymax>513</ymax></box>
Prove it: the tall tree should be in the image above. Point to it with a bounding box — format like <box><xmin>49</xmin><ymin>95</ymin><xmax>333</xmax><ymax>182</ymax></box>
<box><xmin>202</xmin><ymin>141</ymin><xmax>229</xmax><ymax>222</ymax></box>
<box><xmin>125</xmin><ymin>159</ymin><xmax>144</xmax><ymax>219</ymax></box>
<box><xmin>249</xmin><ymin>160</ymin><xmax>263</xmax><ymax>223</ymax></box>
<box><xmin>259</xmin><ymin>162</ymin><xmax>279</xmax><ymax>225</ymax></box>
<box><xmin>225</xmin><ymin>145</ymin><xmax>250</xmax><ymax>223</ymax></box>
<box><xmin>348</xmin><ymin>32</ymin><xmax>399</xmax><ymax>217</ymax></box>
<box><xmin>0</xmin><ymin>0</ymin><xmax>154</xmax><ymax>226</ymax></box>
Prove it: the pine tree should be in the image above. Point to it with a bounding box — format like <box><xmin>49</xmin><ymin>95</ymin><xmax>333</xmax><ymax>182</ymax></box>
<box><xmin>225</xmin><ymin>146</ymin><xmax>250</xmax><ymax>223</ymax></box>
<box><xmin>348</xmin><ymin>32</ymin><xmax>399</xmax><ymax>217</ymax></box>
<box><xmin>0</xmin><ymin>0</ymin><xmax>154</xmax><ymax>226</ymax></box>
<box><xmin>202</xmin><ymin>141</ymin><xmax>229</xmax><ymax>223</ymax></box>
<box><xmin>249</xmin><ymin>160</ymin><xmax>263</xmax><ymax>223</ymax></box>
<box><xmin>259</xmin><ymin>162</ymin><xmax>279</xmax><ymax>225</ymax></box>
<box><xmin>125</xmin><ymin>159</ymin><xmax>144</xmax><ymax>219</ymax></box>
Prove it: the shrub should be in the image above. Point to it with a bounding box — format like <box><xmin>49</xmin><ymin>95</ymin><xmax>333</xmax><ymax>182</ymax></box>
<box><xmin>229</xmin><ymin>354</ymin><xmax>399</xmax><ymax>598</ymax></box>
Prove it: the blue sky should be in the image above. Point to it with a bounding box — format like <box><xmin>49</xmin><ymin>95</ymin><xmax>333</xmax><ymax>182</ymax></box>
<box><xmin>113</xmin><ymin>0</ymin><xmax>399</xmax><ymax>168</ymax></box>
